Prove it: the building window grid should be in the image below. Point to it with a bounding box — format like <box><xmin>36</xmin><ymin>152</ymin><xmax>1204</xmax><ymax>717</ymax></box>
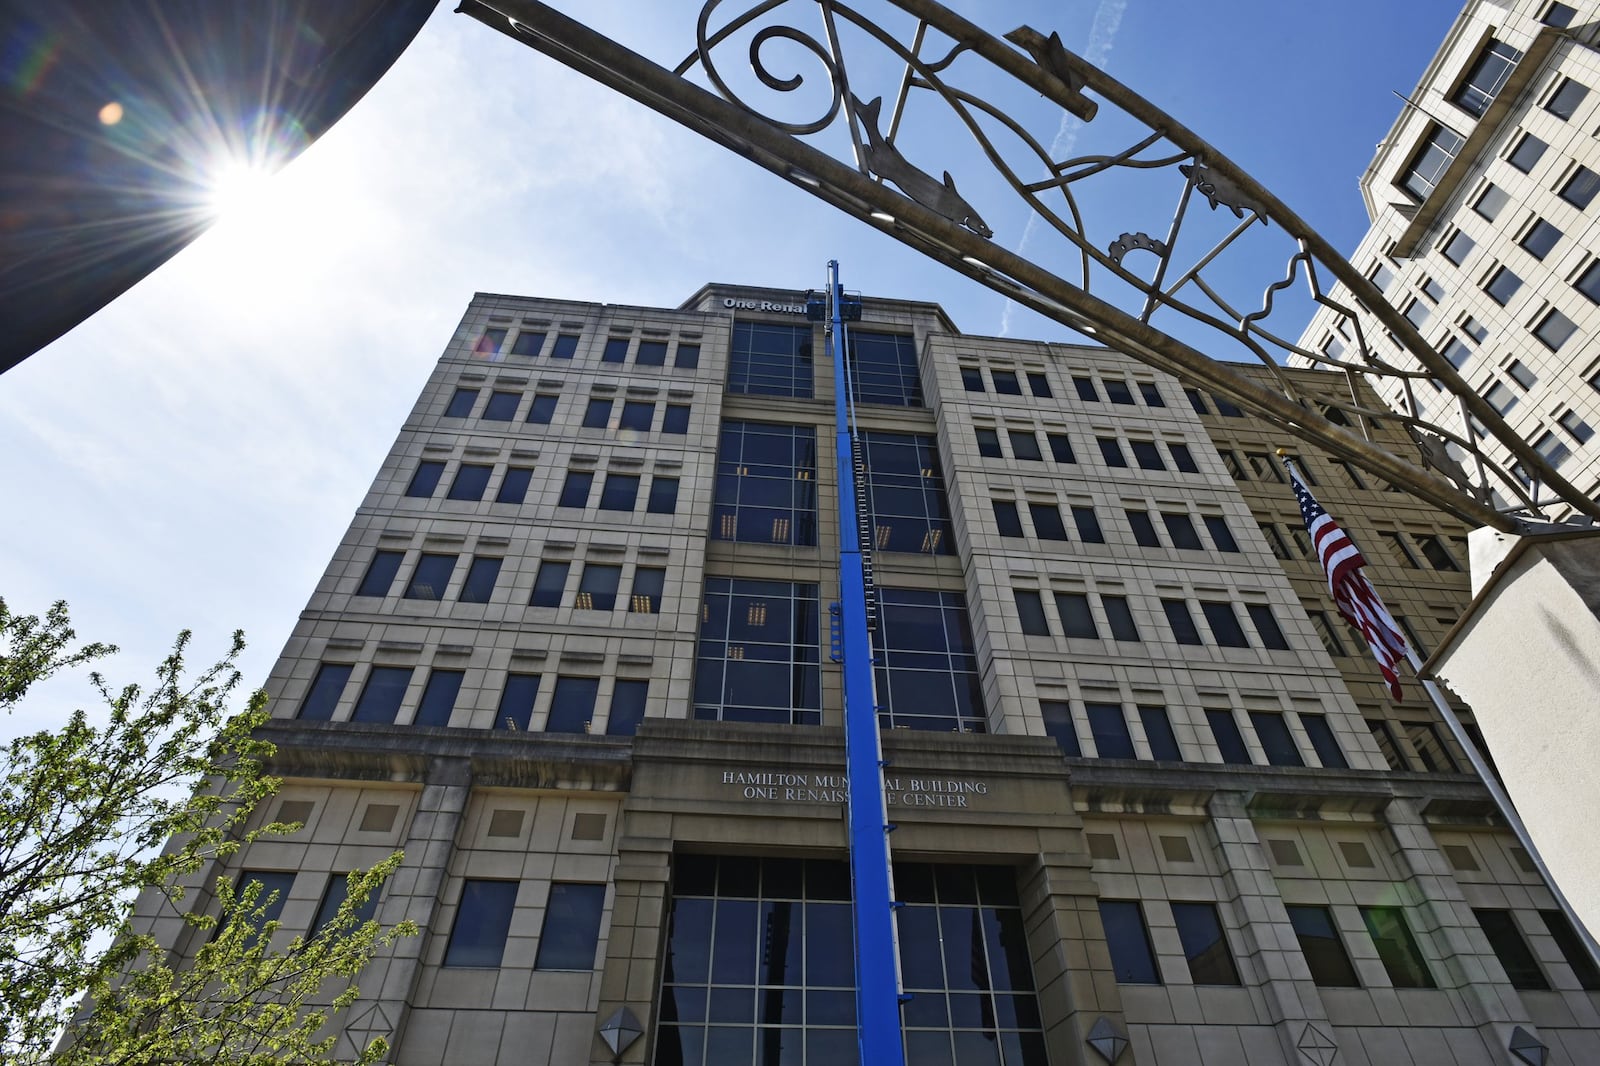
<box><xmin>1452</xmin><ymin>40</ymin><xmax>1521</xmax><ymax>117</ymax></box>
<box><xmin>873</xmin><ymin>588</ymin><xmax>986</xmax><ymax>733</ymax></box>
<box><xmin>861</xmin><ymin>432</ymin><xmax>954</xmax><ymax>555</ymax></box>
<box><xmin>847</xmin><ymin>330</ymin><xmax>922</xmax><ymax>407</ymax></box>
<box><xmin>712</xmin><ymin>422</ymin><xmax>819</xmax><ymax>547</ymax></box>
<box><xmin>728</xmin><ymin>321</ymin><xmax>814</xmax><ymax>398</ymax></box>
<box><xmin>693</xmin><ymin>578</ymin><xmax>822</xmax><ymax>726</ymax></box>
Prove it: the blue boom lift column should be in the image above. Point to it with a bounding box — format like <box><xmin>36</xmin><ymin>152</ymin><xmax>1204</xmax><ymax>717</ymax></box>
<box><xmin>809</xmin><ymin>261</ymin><xmax>907</xmax><ymax>1065</ymax></box>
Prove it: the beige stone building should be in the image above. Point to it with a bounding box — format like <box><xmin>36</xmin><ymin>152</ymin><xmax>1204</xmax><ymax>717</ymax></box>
<box><xmin>135</xmin><ymin>286</ymin><xmax>1600</xmax><ymax>1064</ymax></box>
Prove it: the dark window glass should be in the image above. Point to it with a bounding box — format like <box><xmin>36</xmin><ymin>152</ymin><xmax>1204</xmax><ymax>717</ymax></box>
<box><xmin>1138</xmin><ymin>382</ymin><xmax>1166</xmax><ymax>407</ymax></box>
<box><xmin>1029</xmin><ymin>502</ymin><xmax>1069</xmax><ymax>541</ymax></box>
<box><xmin>860</xmin><ymin>432</ymin><xmax>954</xmax><ymax>555</ymax></box>
<box><xmin>1475</xmin><ymin>909</ymin><xmax>1550</xmax><ymax>989</ymax></box>
<box><xmin>1543</xmin><ymin>2</ymin><xmax>1577</xmax><ymax>28</ymax></box>
<box><xmin>405</xmin><ymin>553</ymin><xmax>456</xmax><ymax>600</ymax></box>
<box><xmin>459</xmin><ymin>557</ymin><xmax>502</xmax><ymax>603</ymax></box>
<box><xmin>496</xmin><ymin>674</ymin><xmax>540</xmax><ymax>731</ymax></box>
<box><xmin>1162</xmin><ymin>512</ymin><xmax>1203</xmax><ymax>549</ymax></box>
<box><xmin>960</xmin><ymin>367</ymin><xmax>985</xmax><ymax>392</ymax></box>
<box><xmin>1207</xmin><ymin>709</ymin><xmax>1252</xmax><ymax>765</ymax></box>
<box><xmin>526</xmin><ymin>394</ymin><xmax>558</xmax><ymax>424</ymax></box>
<box><xmin>1301</xmin><ymin>714</ymin><xmax>1349</xmax><ymax>769</ymax></box>
<box><xmin>991</xmin><ymin>369</ymin><xmax>1022</xmax><ymax>395</ymax></box>
<box><xmin>351</xmin><ymin>666</ymin><xmax>411</xmax><ymax>724</ymax></box>
<box><xmin>637</xmin><ymin>340</ymin><xmax>668</xmax><ymax>366</ymax></box>
<box><xmin>712</xmin><ymin>422</ymin><xmax>819</xmax><ymax>546</ymax></box>
<box><xmin>356</xmin><ymin>550</ymin><xmax>404</xmax><ymax>598</ymax></box>
<box><xmin>1099</xmin><ymin>901</ymin><xmax>1161</xmax><ymax>984</ymax></box>
<box><xmin>1054</xmin><ymin>593</ymin><xmax>1098</xmax><ymax>639</ymax></box>
<box><xmin>482</xmin><ymin>390</ymin><xmax>519</xmax><ymax>421</ymax></box>
<box><xmin>607</xmin><ymin>680</ymin><xmax>648</xmax><ymax>736</ymax></box>
<box><xmin>1047</xmin><ymin>433</ymin><xmax>1076</xmax><ymax>463</ymax></box>
<box><xmin>728</xmin><ymin>322</ymin><xmax>813</xmax><ymax>398</ymax></box>
<box><xmin>1103</xmin><ymin>596</ymin><xmax>1140</xmax><ymax>642</ymax></box>
<box><xmin>299</xmin><ymin>663</ymin><xmax>352</xmax><ymax>721</ymax></box>
<box><xmin>577</xmin><ymin>564</ymin><xmax>622</xmax><ymax>611</ymax></box>
<box><xmin>1163</xmin><ymin>599</ymin><xmax>1202</xmax><ymax>644</ymax></box>
<box><xmin>1534</xmin><ymin>308</ymin><xmax>1577</xmax><ymax>351</ymax></box>
<box><xmin>222</xmin><ymin>871</ymin><xmax>295</xmax><ymax>949</ymax></box>
<box><xmin>558</xmin><ymin>471</ymin><xmax>593</xmax><ymax>509</ymax></box>
<box><xmin>619</xmin><ymin>400</ymin><xmax>654</xmax><ymax>432</ymax></box>
<box><xmin>975</xmin><ymin>428</ymin><xmax>1003</xmax><ymax>458</ymax></box>
<box><xmin>1097</xmin><ymin>437</ymin><xmax>1127</xmax><ymax>467</ymax></box>
<box><xmin>1400</xmin><ymin>125</ymin><xmax>1464</xmax><ymax>200</ymax></box>
<box><xmin>510</xmin><ymin>330</ymin><xmax>544</xmax><ymax>357</ymax></box>
<box><xmin>630</xmin><ymin>567</ymin><xmax>665</xmax><ymax>614</ymax></box>
<box><xmin>530</xmin><ymin>561</ymin><xmax>569</xmax><ymax>608</ymax></box>
<box><xmin>1073</xmin><ymin>376</ymin><xmax>1099</xmax><ymax>401</ymax></box>
<box><xmin>598</xmin><ymin>473</ymin><xmax>641</xmax><ymax>511</ymax></box>
<box><xmin>1028</xmin><ymin>372</ymin><xmax>1053</xmax><ymax>398</ymax></box>
<box><xmin>1127</xmin><ymin>510</ymin><xmax>1161</xmax><ymax>547</ymax></box>
<box><xmin>1414</xmin><ymin>534</ymin><xmax>1460</xmax><ymax>571</ymax></box>
<box><xmin>310</xmin><ymin>872</ymin><xmax>382</xmax><ymax>939</ymax></box>
<box><xmin>1367</xmin><ymin>719</ymin><xmax>1408</xmax><ymax>771</ymax></box>
<box><xmin>1201</xmin><ymin>601</ymin><xmax>1249</xmax><ymax>647</ymax></box>
<box><xmin>1087</xmin><ymin>703</ymin><xmax>1135</xmax><ymax>759</ymax></box>
<box><xmin>405</xmin><ymin>460</ymin><xmax>444</xmax><ymax>498</ymax></box>
<box><xmin>1249</xmin><ymin>711</ymin><xmax>1304</xmax><ymax>766</ymax></box>
<box><xmin>1247</xmin><ymin>604</ymin><xmax>1291</xmax><ymax>650</ymax></box>
<box><xmin>648</xmin><ymin>476</ymin><xmax>680</xmax><ymax>515</ymax></box>
<box><xmin>444</xmin><ymin>387</ymin><xmax>478</xmax><ymax>418</ymax></box>
<box><xmin>1131</xmin><ymin>440</ymin><xmax>1165</xmax><ymax>470</ymax></box>
<box><xmin>1361</xmin><ymin>907</ymin><xmax>1436</xmax><ymax>988</ymax></box>
<box><xmin>675</xmin><ymin>343</ymin><xmax>700</xmax><ymax>369</ymax></box>
<box><xmin>1453</xmin><ymin>40</ymin><xmax>1520</xmax><ymax>116</ymax></box>
<box><xmin>1172</xmin><ymin>903</ymin><xmax>1241</xmax><ymax>985</ymax></box>
<box><xmin>1169</xmin><ymin>442</ymin><xmax>1199</xmax><ymax>473</ymax></box>
<box><xmin>1403</xmin><ymin>720</ymin><xmax>1458</xmax><ymax>772</ymax></box>
<box><xmin>1202</xmin><ymin>515</ymin><xmax>1239</xmax><ymax>552</ymax></box>
<box><xmin>496</xmin><ymin>466</ymin><xmax>533</xmax><ymax>505</ymax></box>
<box><xmin>1105</xmin><ymin>379</ymin><xmax>1135</xmax><ymax>405</ymax></box>
<box><xmin>1541</xmin><ymin>909</ymin><xmax>1600</xmax><ymax>990</ymax></box>
<box><xmin>1009</xmin><ymin>430</ymin><xmax>1043</xmax><ymax>461</ymax></box>
<box><xmin>663</xmin><ymin>404</ymin><xmax>690</xmax><ymax>434</ymax></box>
<box><xmin>872</xmin><ymin>588</ymin><xmax>986</xmax><ymax>732</ymax></box>
<box><xmin>1509</xmin><ymin>359</ymin><xmax>1538</xmax><ymax>389</ymax></box>
<box><xmin>1139</xmin><ymin>706</ymin><xmax>1181</xmax><ymax>761</ymax></box>
<box><xmin>993</xmin><ymin>500</ymin><xmax>1023</xmax><ymax>538</ymax></box>
<box><xmin>447</xmin><ymin>463</ymin><xmax>492</xmax><ymax>501</ymax></box>
<box><xmin>444</xmin><ymin>880</ymin><xmax>519</xmax><ymax>967</ymax></box>
<box><xmin>1520</xmin><ymin>218</ymin><xmax>1562</xmax><ymax>259</ymax></box>
<box><xmin>1184</xmin><ymin>388</ymin><xmax>1209</xmax><ymax>414</ymax></box>
<box><xmin>1484</xmin><ymin>266</ymin><xmax>1523</xmax><ymax>305</ymax></box>
<box><xmin>1546</xmin><ymin>77</ymin><xmax>1588</xmax><ymax>120</ymax></box>
<box><xmin>1014</xmin><ymin>590</ymin><xmax>1051</xmax><ymax>636</ymax></box>
<box><xmin>1441</xmin><ymin>229</ymin><xmax>1475</xmax><ymax>265</ymax></box>
<box><xmin>1442</xmin><ymin>337</ymin><xmax>1473</xmax><ymax>369</ymax></box>
<box><xmin>550</xmin><ymin>334</ymin><xmax>578</xmax><ymax>359</ymax></box>
<box><xmin>846</xmin><ymin>330</ymin><xmax>921</xmax><ymax>406</ymax></box>
<box><xmin>1073</xmin><ymin>506</ymin><xmax>1105</xmax><ymax>543</ymax></box>
<box><xmin>1287</xmin><ymin>906</ymin><xmax>1361</xmax><ymax>987</ymax></box>
<box><xmin>582</xmin><ymin>398</ymin><xmax>613</xmax><ymax>429</ymax></box>
<box><xmin>413</xmin><ymin>669</ymin><xmax>464</xmax><ymax>728</ymax></box>
<box><xmin>546</xmin><ymin>676</ymin><xmax>599</xmax><ymax>734</ymax></box>
<box><xmin>695</xmin><ymin>578</ymin><xmax>821</xmax><ymax>726</ymax></box>
<box><xmin>1474</xmin><ymin>183</ymin><xmax>1509</xmax><ymax>220</ymax></box>
<box><xmin>1560</xmin><ymin>165</ymin><xmax>1600</xmax><ymax>208</ymax></box>
<box><xmin>602</xmin><ymin>337</ymin><xmax>629</xmax><ymax>363</ymax></box>
<box><xmin>1041</xmin><ymin>700</ymin><xmax>1079</xmax><ymax>755</ymax></box>
<box><xmin>1507</xmin><ymin>132</ymin><xmax>1548</xmax><ymax>173</ymax></box>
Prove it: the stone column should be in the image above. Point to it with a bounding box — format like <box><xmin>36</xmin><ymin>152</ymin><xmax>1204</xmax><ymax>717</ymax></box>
<box><xmin>589</xmin><ymin>818</ymin><xmax>673</xmax><ymax>1066</ymax></box>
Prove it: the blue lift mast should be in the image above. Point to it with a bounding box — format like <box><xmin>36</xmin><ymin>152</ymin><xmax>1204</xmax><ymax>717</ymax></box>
<box><xmin>809</xmin><ymin>261</ymin><xmax>907</xmax><ymax>1066</ymax></box>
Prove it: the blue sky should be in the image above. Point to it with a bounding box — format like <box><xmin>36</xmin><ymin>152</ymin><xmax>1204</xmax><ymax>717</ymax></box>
<box><xmin>0</xmin><ymin>0</ymin><xmax>1460</xmax><ymax>720</ymax></box>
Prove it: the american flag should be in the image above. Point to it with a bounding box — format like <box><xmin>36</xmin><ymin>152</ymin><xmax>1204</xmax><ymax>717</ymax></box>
<box><xmin>1287</xmin><ymin>461</ymin><xmax>1408</xmax><ymax>700</ymax></box>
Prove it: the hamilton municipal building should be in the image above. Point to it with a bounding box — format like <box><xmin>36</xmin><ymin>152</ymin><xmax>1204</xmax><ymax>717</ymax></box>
<box><xmin>130</xmin><ymin>282</ymin><xmax>1600</xmax><ymax>1065</ymax></box>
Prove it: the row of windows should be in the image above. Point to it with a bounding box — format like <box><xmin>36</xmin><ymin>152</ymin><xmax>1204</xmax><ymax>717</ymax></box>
<box><xmin>975</xmin><ymin>425</ymin><xmax>1201</xmax><ymax>473</ymax></box>
<box><xmin>356</xmin><ymin>549</ymin><xmax>668</xmax><ymax>613</ymax></box>
<box><xmin>443</xmin><ymin>385</ymin><xmax>693</xmax><ymax>435</ymax></box>
<box><xmin>1042</xmin><ymin>700</ymin><xmax>1346</xmax><ymax>769</ymax></box>
<box><xmin>300</xmin><ymin>661</ymin><xmax>650</xmax><ymax>735</ymax></box>
<box><xmin>959</xmin><ymin>365</ymin><xmax>1053</xmax><ymax>398</ymax></box>
<box><xmin>958</xmin><ymin>365</ymin><xmax>1167</xmax><ymax>409</ymax></box>
<box><xmin>1184</xmin><ymin>387</ymin><xmax>1245</xmax><ymax>418</ymax></box>
<box><xmin>404</xmin><ymin>459</ymin><xmax>679</xmax><ymax>513</ymax></box>
<box><xmin>992</xmin><ymin>497</ymin><xmax>1104</xmax><ymax>543</ymax></box>
<box><xmin>725</xmin><ymin>322</ymin><xmax>924</xmax><ymax>407</ymax></box>
<box><xmin>476</xmin><ymin>324</ymin><xmax>701</xmax><ymax>369</ymax></box>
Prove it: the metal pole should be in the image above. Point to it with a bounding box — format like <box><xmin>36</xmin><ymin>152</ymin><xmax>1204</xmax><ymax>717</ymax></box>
<box><xmin>1403</xmin><ymin>647</ymin><xmax>1600</xmax><ymax>974</ymax></box>
<box><xmin>825</xmin><ymin>260</ymin><xmax>906</xmax><ymax>1065</ymax></box>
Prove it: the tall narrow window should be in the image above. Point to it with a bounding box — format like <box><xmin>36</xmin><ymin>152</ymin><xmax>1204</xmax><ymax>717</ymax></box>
<box><xmin>1073</xmin><ymin>506</ymin><xmax>1105</xmax><ymax>543</ymax></box>
<box><xmin>846</xmin><ymin>330</ymin><xmax>921</xmax><ymax>406</ymax></box>
<box><xmin>1361</xmin><ymin>907</ymin><xmax>1436</xmax><ymax>988</ymax></box>
<box><xmin>975</xmin><ymin>428</ymin><xmax>1003</xmax><ymax>458</ymax></box>
<box><xmin>1102</xmin><ymin>595</ymin><xmax>1140</xmax><ymax>642</ymax></box>
<box><xmin>1474</xmin><ymin>909</ymin><xmax>1549</xmax><ymax>990</ymax></box>
<box><xmin>1139</xmin><ymin>706</ymin><xmax>1181</xmax><ymax>761</ymax></box>
<box><xmin>1200</xmin><ymin>601</ymin><xmax>1249</xmax><ymax>647</ymax></box>
<box><xmin>629</xmin><ymin>567</ymin><xmax>665</xmax><ymax>614</ymax></box>
<box><xmin>1099</xmin><ymin>901</ymin><xmax>1161</xmax><ymax>984</ymax></box>
<box><xmin>529</xmin><ymin>561</ymin><xmax>569</xmax><ymax>608</ymax></box>
<box><xmin>992</xmin><ymin>500</ymin><xmax>1023</xmax><ymax>538</ymax></box>
<box><xmin>496</xmin><ymin>674</ymin><xmax>540</xmax><ymax>731</ymax></box>
<box><xmin>1087</xmin><ymin>703</ymin><xmax>1135</xmax><ymax>758</ymax></box>
<box><xmin>1203</xmin><ymin>515</ymin><xmax>1240</xmax><ymax>552</ymax></box>
<box><xmin>1054</xmin><ymin>593</ymin><xmax>1098</xmax><ymax>639</ymax></box>
<box><xmin>576</xmin><ymin>564</ymin><xmax>621</xmax><ymax>610</ymax></box>
<box><xmin>351</xmin><ymin>667</ymin><xmax>412</xmax><ymax>724</ymax></box>
<box><xmin>1028</xmin><ymin>372</ymin><xmax>1053</xmax><ymax>398</ymax></box>
<box><xmin>405</xmin><ymin>460</ymin><xmax>445</xmax><ymax>498</ymax></box>
<box><xmin>647</xmin><ymin>476</ymin><xmax>680</xmax><ymax>515</ymax></box>
<box><xmin>310</xmin><ymin>872</ymin><xmax>382</xmax><ymax>939</ymax></box>
<box><xmin>458</xmin><ymin>557</ymin><xmax>502</xmax><ymax>603</ymax></box>
<box><xmin>1207</xmin><ymin>709</ymin><xmax>1252</xmax><ymax>765</ymax></box>
<box><xmin>1127</xmin><ymin>510</ymin><xmax>1161</xmax><ymax>548</ymax></box>
<box><xmin>558</xmin><ymin>471</ymin><xmax>593</xmax><ymax>509</ymax></box>
<box><xmin>712</xmin><ymin>422</ymin><xmax>818</xmax><ymax>546</ymax></box>
<box><xmin>1452</xmin><ymin>40</ymin><xmax>1520</xmax><ymax>116</ymax></box>
<box><xmin>536</xmin><ymin>883</ymin><xmax>606</xmax><ymax>970</ymax></box>
<box><xmin>444</xmin><ymin>880</ymin><xmax>519</xmax><ymax>967</ymax></box>
<box><xmin>674</xmin><ymin>342</ymin><xmax>700</xmax><ymax>369</ymax></box>
<box><xmin>1041</xmin><ymin>700</ymin><xmax>1079</xmax><ymax>755</ymax></box>
<box><xmin>1047</xmin><ymin>433</ymin><xmax>1076</xmax><ymax>463</ymax></box>
<box><xmin>298</xmin><ymin>663</ymin><xmax>352</xmax><ymax>721</ymax></box>
<box><xmin>1249</xmin><ymin>711</ymin><xmax>1304</xmax><ymax>767</ymax></box>
<box><xmin>1073</xmin><ymin>376</ymin><xmax>1100</xmax><ymax>401</ymax></box>
<box><xmin>1169</xmin><ymin>442</ymin><xmax>1199</xmax><ymax>473</ymax></box>
<box><xmin>1246</xmin><ymin>604</ymin><xmax>1291</xmax><ymax>650</ymax></box>
<box><xmin>496</xmin><ymin>467</ymin><xmax>533</xmax><ymax>505</ymax></box>
<box><xmin>413</xmin><ymin>669</ymin><xmax>464</xmax><ymax>727</ymax></box>
<box><xmin>1400</xmin><ymin>126</ymin><xmax>1464</xmax><ymax>200</ymax></box>
<box><xmin>1301</xmin><ymin>714</ymin><xmax>1349</xmax><ymax>769</ymax></box>
<box><xmin>1541</xmin><ymin>909</ymin><xmax>1600</xmax><ymax>990</ymax></box>
<box><xmin>662</xmin><ymin>404</ymin><xmax>690</xmax><ymax>434</ymax></box>
<box><xmin>607</xmin><ymin>680</ymin><xmax>648</xmax><ymax>736</ymax></box>
<box><xmin>545</xmin><ymin>676</ymin><xmax>599</xmax><ymax>734</ymax></box>
<box><xmin>1097</xmin><ymin>438</ymin><xmax>1128</xmax><ymax>467</ymax></box>
<box><xmin>355</xmin><ymin>551</ymin><xmax>404</xmax><ymax>598</ymax></box>
<box><xmin>1163</xmin><ymin>599</ymin><xmax>1202</xmax><ymax>645</ymax></box>
<box><xmin>1287</xmin><ymin>906</ymin><xmax>1361</xmax><ymax>987</ymax></box>
<box><xmin>1171</xmin><ymin>903</ymin><xmax>1242</xmax><ymax>985</ymax></box>
<box><xmin>404</xmin><ymin>554</ymin><xmax>456</xmax><ymax>600</ymax></box>
<box><xmin>1014</xmin><ymin>590</ymin><xmax>1051</xmax><ymax>636</ymax></box>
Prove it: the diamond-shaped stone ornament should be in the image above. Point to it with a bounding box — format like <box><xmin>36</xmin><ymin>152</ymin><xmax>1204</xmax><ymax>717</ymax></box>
<box><xmin>599</xmin><ymin>1006</ymin><xmax>644</xmax><ymax>1057</ymax></box>
<box><xmin>1086</xmin><ymin>1016</ymin><xmax>1129</xmax><ymax>1063</ymax></box>
<box><xmin>1296</xmin><ymin>1021</ymin><xmax>1339</xmax><ymax>1066</ymax></box>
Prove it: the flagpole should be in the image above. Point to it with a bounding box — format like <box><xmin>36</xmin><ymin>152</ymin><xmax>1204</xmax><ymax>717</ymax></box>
<box><xmin>1402</xmin><ymin>645</ymin><xmax>1600</xmax><ymax>973</ymax></box>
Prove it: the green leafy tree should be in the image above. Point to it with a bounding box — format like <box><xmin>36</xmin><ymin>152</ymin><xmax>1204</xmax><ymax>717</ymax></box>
<box><xmin>0</xmin><ymin>599</ymin><xmax>414</xmax><ymax>1063</ymax></box>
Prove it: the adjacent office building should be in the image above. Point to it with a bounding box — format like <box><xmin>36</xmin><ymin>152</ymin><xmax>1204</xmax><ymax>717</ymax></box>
<box><xmin>1294</xmin><ymin>0</ymin><xmax>1600</xmax><ymax>515</ymax></box>
<box><xmin>134</xmin><ymin>284</ymin><xmax>1600</xmax><ymax>1064</ymax></box>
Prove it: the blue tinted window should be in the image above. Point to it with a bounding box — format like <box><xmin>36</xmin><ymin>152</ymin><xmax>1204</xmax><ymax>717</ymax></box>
<box><xmin>607</xmin><ymin>680</ymin><xmax>648</xmax><ymax>736</ymax></box>
<box><xmin>356</xmin><ymin>550</ymin><xmax>403</xmax><ymax>597</ymax></box>
<box><xmin>526</xmin><ymin>394</ymin><xmax>558</xmax><ymax>424</ymax></box>
<box><xmin>674</xmin><ymin>343</ymin><xmax>700</xmax><ymax>369</ymax></box>
<box><xmin>299</xmin><ymin>664</ymin><xmax>352</xmax><ymax>721</ymax></box>
<box><xmin>694</xmin><ymin>578</ymin><xmax>821</xmax><ymax>725</ymax></box>
<box><xmin>482</xmin><ymin>391</ymin><xmax>519</xmax><ymax>421</ymax></box>
<box><xmin>629</xmin><ymin>567</ymin><xmax>665</xmax><ymax>614</ymax></box>
<box><xmin>1087</xmin><ymin>703</ymin><xmax>1135</xmax><ymax>758</ymax></box>
<box><xmin>558</xmin><ymin>471</ymin><xmax>593</xmax><ymax>509</ymax></box>
<box><xmin>1139</xmin><ymin>706</ymin><xmax>1181</xmax><ymax>761</ymax></box>
<box><xmin>1030</xmin><ymin>503</ymin><xmax>1067</xmax><ymax>541</ymax></box>
<box><xmin>861</xmin><ymin>432</ymin><xmax>953</xmax><ymax>554</ymax></box>
<box><xmin>459</xmin><ymin>557</ymin><xmax>502</xmax><ymax>603</ymax></box>
<box><xmin>537</xmin><ymin>882</ymin><xmax>606</xmax><ymax>969</ymax></box>
<box><xmin>510</xmin><ymin>330</ymin><xmax>544</xmax><ymax>357</ymax></box>
<box><xmin>447</xmin><ymin>463</ymin><xmax>492</xmax><ymax>501</ymax></box>
<box><xmin>223</xmin><ymin>871</ymin><xmax>296</xmax><ymax>949</ymax></box>
<box><xmin>993</xmin><ymin>500</ymin><xmax>1023</xmax><ymax>537</ymax></box>
<box><xmin>577</xmin><ymin>564</ymin><xmax>621</xmax><ymax>610</ymax></box>
<box><xmin>496</xmin><ymin>674</ymin><xmax>540</xmax><ymax>731</ymax></box>
<box><xmin>550</xmin><ymin>334</ymin><xmax>578</xmax><ymax>359</ymax></box>
<box><xmin>1098</xmin><ymin>438</ymin><xmax>1127</xmax><ymax>467</ymax></box>
<box><xmin>1054</xmin><ymin>593</ymin><xmax>1097</xmax><ymax>639</ymax></box>
<box><xmin>620</xmin><ymin>400</ymin><xmax>653</xmax><ymax>431</ymax></box>
<box><xmin>1247</xmin><ymin>604</ymin><xmax>1290</xmax><ymax>649</ymax></box>
<box><xmin>545</xmin><ymin>676</ymin><xmax>598</xmax><ymax>734</ymax></box>
<box><xmin>405</xmin><ymin>460</ymin><xmax>445</xmax><ymax>498</ymax></box>
<box><xmin>598</xmin><ymin>474</ymin><xmax>640</xmax><ymax>511</ymax></box>
<box><xmin>1201</xmin><ymin>601</ymin><xmax>1249</xmax><ymax>647</ymax></box>
<box><xmin>1288</xmin><ymin>905</ymin><xmax>1361</xmax><ymax>987</ymax></box>
<box><xmin>663</xmin><ymin>404</ymin><xmax>690</xmax><ymax>434</ymax></box>
<box><xmin>1162</xmin><ymin>599</ymin><xmax>1201</xmax><ymax>644</ymax></box>
<box><xmin>637</xmin><ymin>340</ymin><xmax>668</xmax><ymax>366</ymax></box>
<box><xmin>1014</xmin><ymin>590</ymin><xmax>1050</xmax><ymax>636</ymax></box>
<box><xmin>310</xmin><ymin>872</ymin><xmax>381</xmax><ymax>939</ymax></box>
<box><xmin>1128</xmin><ymin>510</ymin><xmax>1160</xmax><ymax>547</ymax></box>
<box><xmin>1103</xmin><ymin>596</ymin><xmax>1140</xmax><ymax>641</ymax></box>
<box><xmin>1105</xmin><ymin>379</ymin><xmax>1135</xmax><ymax>405</ymax></box>
<box><xmin>602</xmin><ymin>338</ymin><xmax>629</xmax><ymax>363</ymax></box>
<box><xmin>728</xmin><ymin>321</ymin><xmax>813</xmax><ymax>398</ymax></box>
<box><xmin>1170</xmin><ymin>442</ymin><xmax>1199</xmax><ymax>473</ymax></box>
<box><xmin>1207</xmin><ymin>709</ymin><xmax>1253</xmax><ymax>765</ymax></box>
<box><xmin>444</xmin><ymin>387</ymin><xmax>478</xmax><ymax>418</ymax></box>
<box><xmin>1028</xmin><ymin>372</ymin><xmax>1053</xmax><ymax>398</ymax></box>
<box><xmin>1041</xmin><ymin>700</ymin><xmax>1079</xmax><ymax>755</ymax></box>
<box><xmin>1099</xmin><ymin>901</ymin><xmax>1161</xmax><ymax>984</ymax></box>
<box><xmin>648</xmin><ymin>477</ymin><xmax>679</xmax><ymax>514</ymax></box>
<box><xmin>1249</xmin><ymin>711</ymin><xmax>1304</xmax><ymax>766</ymax></box>
<box><xmin>413</xmin><ymin>669</ymin><xmax>464</xmax><ymax>727</ymax></box>
<box><xmin>712</xmin><ymin>422</ymin><xmax>818</xmax><ymax>546</ymax></box>
<box><xmin>1073</xmin><ymin>506</ymin><xmax>1104</xmax><ymax>543</ymax></box>
<box><xmin>976</xmin><ymin>428</ymin><xmax>1003</xmax><ymax>458</ymax></box>
<box><xmin>872</xmin><ymin>588</ymin><xmax>985</xmax><ymax>732</ymax></box>
<box><xmin>1162</xmin><ymin>512</ymin><xmax>1202</xmax><ymax>549</ymax></box>
<box><xmin>1301</xmin><ymin>713</ymin><xmax>1348</xmax><ymax>769</ymax></box>
<box><xmin>847</xmin><ymin>330</ymin><xmax>921</xmax><ymax>406</ymax></box>
<box><xmin>496</xmin><ymin>467</ymin><xmax>533</xmax><ymax>504</ymax></box>
<box><xmin>530</xmin><ymin>561</ymin><xmax>569</xmax><ymax>607</ymax></box>
<box><xmin>583</xmin><ymin>398</ymin><xmax>613</xmax><ymax>429</ymax></box>
<box><xmin>991</xmin><ymin>369</ymin><xmax>1022</xmax><ymax>395</ymax></box>
<box><xmin>405</xmin><ymin>553</ymin><xmax>456</xmax><ymax>600</ymax></box>
<box><xmin>1204</xmin><ymin>515</ymin><xmax>1239</xmax><ymax>552</ymax></box>
<box><xmin>351</xmin><ymin>666</ymin><xmax>411</xmax><ymax>724</ymax></box>
<box><xmin>1047</xmin><ymin>434</ymin><xmax>1075</xmax><ymax>463</ymax></box>
<box><xmin>1073</xmin><ymin>376</ymin><xmax>1099</xmax><ymax>401</ymax></box>
<box><xmin>1172</xmin><ymin>903</ymin><xmax>1241</xmax><ymax>985</ymax></box>
<box><xmin>1009</xmin><ymin>430</ymin><xmax>1042</xmax><ymax>461</ymax></box>
<box><xmin>444</xmin><ymin>880</ymin><xmax>519</xmax><ymax>966</ymax></box>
